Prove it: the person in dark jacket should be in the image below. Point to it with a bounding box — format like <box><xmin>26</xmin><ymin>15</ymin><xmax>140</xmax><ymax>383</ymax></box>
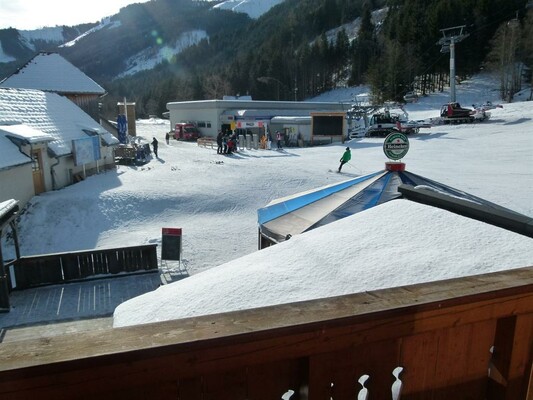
<box><xmin>216</xmin><ymin>130</ymin><xmax>223</xmax><ymax>154</ymax></box>
<box><xmin>151</xmin><ymin>137</ymin><xmax>159</xmax><ymax>157</ymax></box>
<box><xmin>338</xmin><ymin>147</ymin><xmax>351</xmax><ymax>172</ymax></box>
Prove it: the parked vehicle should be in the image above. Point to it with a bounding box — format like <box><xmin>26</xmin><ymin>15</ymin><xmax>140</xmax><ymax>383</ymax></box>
<box><xmin>174</xmin><ymin>122</ymin><xmax>200</xmax><ymax>141</ymax></box>
<box><xmin>347</xmin><ymin>103</ymin><xmax>430</xmax><ymax>138</ymax></box>
<box><xmin>365</xmin><ymin>104</ymin><xmax>423</xmax><ymax>136</ymax></box>
<box><xmin>435</xmin><ymin>102</ymin><xmax>490</xmax><ymax>124</ymax></box>
<box><xmin>403</xmin><ymin>92</ymin><xmax>419</xmax><ymax>103</ymax></box>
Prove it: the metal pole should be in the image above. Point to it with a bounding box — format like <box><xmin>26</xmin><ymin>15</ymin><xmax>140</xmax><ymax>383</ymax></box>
<box><xmin>450</xmin><ymin>37</ymin><xmax>456</xmax><ymax>103</ymax></box>
<box><xmin>437</xmin><ymin>26</ymin><xmax>468</xmax><ymax>104</ymax></box>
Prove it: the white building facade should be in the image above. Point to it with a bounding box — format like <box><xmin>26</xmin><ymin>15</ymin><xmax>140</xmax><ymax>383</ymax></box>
<box><xmin>166</xmin><ymin>99</ymin><xmax>351</xmax><ymax>145</ymax></box>
<box><xmin>0</xmin><ymin>89</ymin><xmax>118</xmax><ymax>208</ymax></box>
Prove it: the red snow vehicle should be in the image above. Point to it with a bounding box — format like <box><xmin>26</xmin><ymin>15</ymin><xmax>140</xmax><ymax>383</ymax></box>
<box><xmin>174</xmin><ymin>122</ymin><xmax>200</xmax><ymax>141</ymax></box>
<box><xmin>437</xmin><ymin>102</ymin><xmax>489</xmax><ymax>124</ymax></box>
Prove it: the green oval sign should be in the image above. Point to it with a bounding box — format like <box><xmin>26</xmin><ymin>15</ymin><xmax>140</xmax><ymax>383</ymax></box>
<box><xmin>383</xmin><ymin>132</ymin><xmax>409</xmax><ymax>160</ymax></box>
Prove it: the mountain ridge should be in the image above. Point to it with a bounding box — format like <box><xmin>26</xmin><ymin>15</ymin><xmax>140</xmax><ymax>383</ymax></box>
<box><xmin>0</xmin><ymin>0</ymin><xmax>261</xmax><ymax>81</ymax></box>
<box><xmin>0</xmin><ymin>0</ymin><xmax>530</xmax><ymax>119</ymax></box>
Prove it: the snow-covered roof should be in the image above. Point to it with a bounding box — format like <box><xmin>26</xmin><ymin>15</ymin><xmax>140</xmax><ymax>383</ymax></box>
<box><xmin>0</xmin><ymin>52</ymin><xmax>105</xmax><ymax>95</ymax></box>
<box><xmin>0</xmin><ymin>124</ymin><xmax>53</xmax><ymax>143</ymax></box>
<box><xmin>113</xmin><ymin>200</ymin><xmax>533</xmax><ymax>327</ymax></box>
<box><xmin>0</xmin><ymin>87</ymin><xmax>117</xmax><ymax>157</ymax></box>
<box><xmin>270</xmin><ymin>116</ymin><xmax>311</xmax><ymax>124</ymax></box>
<box><xmin>222</xmin><ymin>109</ymin><xmax>313</xmax><ymax>118</ymax></box>
<box><xmin>0</xmin><ymin>132</ymin><xmax>31</xmax><ymax>170</ymax></box>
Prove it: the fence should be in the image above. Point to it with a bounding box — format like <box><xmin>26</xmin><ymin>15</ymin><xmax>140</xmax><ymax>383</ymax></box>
<box><xmin>0</xmin><ymin>265</ymin><xmax>531</xmax><ymax>399</ymax></box>
<box><xmin>6</xmin><ymin>244</ymin><xmax>158</xmax><ymax>290</ymax></box>
<box><xmin>197</xmin><ymin>137</ymin><xmax>216</xmax><ymax>149</ymax></box>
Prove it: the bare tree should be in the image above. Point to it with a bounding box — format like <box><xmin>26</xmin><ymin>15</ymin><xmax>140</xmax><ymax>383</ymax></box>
<box><xmin>485</xmin><ymin>18</ymin><xmax>522</xmax><ymax>102</ymax></box>
<box><xmin>146</xmin><ymin>99</ymin><xmax>158</xmax><ymax>116</ymax></box>
<box><xmin>202</xmin><ymin>74</ymin><xmax>232</xmax><ymax>99</ymax></box>
<box><xmin>522</xmin><ymin>9</ymin><xmax>533</xmax><ymax>100</ymax></box>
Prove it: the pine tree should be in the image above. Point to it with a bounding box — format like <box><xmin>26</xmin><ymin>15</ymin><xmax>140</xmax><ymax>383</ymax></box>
<box><xmin>349</xmin><ymin>4</ymin><xmax>376</xmax><ymax>85</ymax></box>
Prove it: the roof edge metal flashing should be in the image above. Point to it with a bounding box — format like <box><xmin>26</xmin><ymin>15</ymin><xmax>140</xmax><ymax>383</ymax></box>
<box><xmin>398</xmin><ymin>184</ymin><xmax>533</xmax><ymax>238</ymax></box>
<box><xmin>258</xmin><ymin>170</ymin><xmax>385</xmax><ymax>224</ymax></box>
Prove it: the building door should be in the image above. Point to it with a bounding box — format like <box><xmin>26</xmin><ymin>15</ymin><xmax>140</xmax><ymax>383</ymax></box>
<box><xmin>31</xmin><ymin>150</ymin><xmax>45</xmax><ymax>194</ymax></box>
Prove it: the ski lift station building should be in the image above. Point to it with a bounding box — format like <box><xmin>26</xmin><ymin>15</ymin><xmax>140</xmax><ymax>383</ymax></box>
<box><xmin>166</xmin><ymin>98</ymin><xmax>352</xmax><ymax>145</ymax></box>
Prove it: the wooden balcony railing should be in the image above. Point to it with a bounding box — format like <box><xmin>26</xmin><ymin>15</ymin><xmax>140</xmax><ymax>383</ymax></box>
<box><xmin>0</xmin><ymin>266</ymin><xmax>531</xmax><ymax>399</ymax></box>
<box><xmin>6</xmin><ymin>244</ymin><xmax>158</xmax><ymax>290</ymax></box>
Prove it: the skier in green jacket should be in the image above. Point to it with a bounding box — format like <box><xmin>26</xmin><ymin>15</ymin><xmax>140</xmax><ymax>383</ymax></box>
<box><xmin>338</xmin><ymin>147</ymin><xmax>351</xmax><ymax>172</ymax></box>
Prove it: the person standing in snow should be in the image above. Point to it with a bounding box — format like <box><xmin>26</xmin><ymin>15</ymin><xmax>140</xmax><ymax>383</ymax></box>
<box><xmin>216</xmin><ymin>130</ymin><xmax>223</xmax><ymax>154</ymax></box>
<box><xmin>266</xmin><ymin>130</ymin><xmax>272</xmax><ymax>150</ymax></box>
<box><xmin>276</xmin><ymin>131</ymin><xmax>283</xmax><ymax>150</ymax></box>
<box><xmin>222</xmin><ymin>133</ymin><xmax>228</xmax><ymax>154</ymax></box>
<box><xmin>227</xmin><ymin>135</ymin><xmax>234</xmax><ymax>155</ymax></box>
<box><xmin>338</xmin><ymin>147</ymin><xmax>351</xmax><ymax>172</ymax></box>
<box><xmin>151</xmin><ymin>137</ymin><xmax>159</xmax><ymax>157</ymax></box>
<box><xmin>165</xmin><ymin>132</ymin><xmax>170</xmax><ymax>145</ymax></box>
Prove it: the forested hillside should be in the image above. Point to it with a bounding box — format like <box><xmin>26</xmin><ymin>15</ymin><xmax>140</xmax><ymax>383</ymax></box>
<box><xmin>58</xmin><ymin>0</ymin><xmax>251</xmax><ymax>81</ymax></box>
<box><xmin>1</xmin><ymin>0</ymin><xmax>531</xmax><ymax>118</ymax></box>
<box><xmin>102</xmin><ymin>0</ymin><xmax>531</xmax><ymax>118</ymax></box>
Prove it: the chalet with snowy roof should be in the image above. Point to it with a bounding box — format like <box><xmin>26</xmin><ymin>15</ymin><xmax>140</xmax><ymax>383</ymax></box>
<box><xmin>0</xmin><ymin>52</ymin><xmax>105</xmax><ymax>121</ymax></box>
<box><xmin>0</xmin><ymin>88</ymin><xmax>118</xmax><ymax>206</ymax></box>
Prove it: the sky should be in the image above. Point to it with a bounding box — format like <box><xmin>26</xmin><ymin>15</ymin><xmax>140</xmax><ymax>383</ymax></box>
<box><xmin>0</xmin><ymin>0</ymin><xmax>151</xmax><ymax>30</ymax></box>
<box><xmin>0</xmin><ymin>0</ymin><xmax>283</xmax><ymax>30</ymax></box>
<box><xmin>0</xmin><ymin>73</ymin><xmax>531</xmax><ymax>329</ymax></box>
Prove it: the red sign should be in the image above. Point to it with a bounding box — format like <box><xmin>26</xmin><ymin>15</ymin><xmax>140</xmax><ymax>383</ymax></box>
<box><xmin>162</xmin><ymin>228</ymin><xmax>182</xmax><ymax>236</ymax></box>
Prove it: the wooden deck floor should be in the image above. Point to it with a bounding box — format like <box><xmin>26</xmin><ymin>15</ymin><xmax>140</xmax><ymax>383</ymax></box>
<box><xmin>0</xmin><ymin>272</ymin><xmax>160</xmax><ymax>341</ymax></box>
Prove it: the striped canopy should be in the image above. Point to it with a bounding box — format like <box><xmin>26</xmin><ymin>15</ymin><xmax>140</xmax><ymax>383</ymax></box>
<box><xmin>258</xmin><ymin>169</ymin><xmax>503</xmax><ymax>244</ymax></box>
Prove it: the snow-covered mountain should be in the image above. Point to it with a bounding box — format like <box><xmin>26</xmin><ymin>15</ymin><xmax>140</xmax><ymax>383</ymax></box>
<box><xmin>213</xmin><ymin>0</ymin><xmax>285</xmax><ymax>19</ymax></box>
<box><xmin>0</xmin><ymin>26</ymin><xmax>87</xmax><ymax>64</ymax></box>
<box><xmin>117</xmin><ymin>30</ymin><xmax>208</xmax><ymax>78</ymax></box>
<box><xmin>0</xmin><ymin>0</ymin><xmax>283</xmax><ymax>80</ymax></box>
<box><xmin>322</xmin><ymin>7</ymin><xmax>387</xmax><ymax>44</ymax></box>
<box><xmin>60</xmin><ymin>18</ymin><xmax>120</xmax><ymax>48</ymax></box>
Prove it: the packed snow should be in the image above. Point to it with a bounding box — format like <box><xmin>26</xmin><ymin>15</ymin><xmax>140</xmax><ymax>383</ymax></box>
<box><xmin>320</xmin><ymin>8</ymin><xmax>388</xmax><ymax>45</ymax></box>
<box><xmin>2</xmin><ymin>74</ymin><xmax>532</xmax><ymax>328</ymax></box>
<box><xmin>61</xmin><ymin>18</ymin><xmax>120</xmax><ymax>48</ymax></box>
<box><xmin>113</xmin><ymin>199</ymin><xmax>533</xmax><ymax>327</ymax></box>
<box><xmin>213</xmin><ymin>0</ymin><xmax>286</xmax><ymax>19</ymax></box>
<box><xmin>19</xmin><ymin>27</ymin><xmax>66</xmax><ymax>46</ymax></box>
<box><xmin>117</xmin><ymin>30</ymin><xmax>208</xmax><ymax>78</ymax></box>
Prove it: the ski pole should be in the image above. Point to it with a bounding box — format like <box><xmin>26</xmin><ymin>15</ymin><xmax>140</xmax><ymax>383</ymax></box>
<box><xmin>346</xmin><ymin>162</ymin><xmax>363</xmax><ymax>174</ymax></box>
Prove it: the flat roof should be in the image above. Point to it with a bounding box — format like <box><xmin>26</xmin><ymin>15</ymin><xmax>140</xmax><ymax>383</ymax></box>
<box><xmin>167</xmin><ymin>99</ymin><xmax>351</xmax><ymax>112</ymax></box>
